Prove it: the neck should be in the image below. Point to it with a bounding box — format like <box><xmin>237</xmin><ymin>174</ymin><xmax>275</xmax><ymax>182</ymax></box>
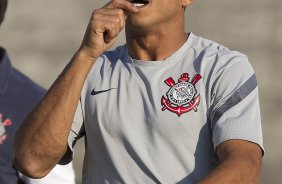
<box><xmin>126</xmin><ymin>24</ymin><xmax>188</xmax><ymax>61</ymax></box>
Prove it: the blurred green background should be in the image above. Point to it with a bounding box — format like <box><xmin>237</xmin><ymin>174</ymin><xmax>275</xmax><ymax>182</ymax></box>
<box><xmin>0</xmin><ymin>0</ymin><xmax>281</xmax><ymax>183</ymax></box>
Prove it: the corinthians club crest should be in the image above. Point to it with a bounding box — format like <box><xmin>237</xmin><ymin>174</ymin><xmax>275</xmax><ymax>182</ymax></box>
<box><xmin>161</xmin><ymin>73</ymin><xmax>202</xmax><ymax>116</ymax></box>
<box><xmin>0</xmin><ymin>113</ymin><xmax>12</xmax><ymax>144</ymax></box>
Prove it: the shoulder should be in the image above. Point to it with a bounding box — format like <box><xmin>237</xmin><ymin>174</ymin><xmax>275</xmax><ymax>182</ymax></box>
<box><xmin>100</xmin><ymin>44</ymin><xmax>127</xmax><ymax>63</ymax></box>
<box><xmin>83</xmin><ymin>45</ymin><xmax>128</xmax><ymax>92</ymax></box>
<box><xmin>192</xmin><ymin>33</ymin><xmax>249</xmax><ymax>63</ymax></box>
<box><xmin>190</xmin><ymin>33</ymin><xmax>252</xmax><ymax>76</ymax></box>
<box><xmin>87</xmin><ymin>44</ymin><xmax>128</xmax><ymax>78</ymax></box>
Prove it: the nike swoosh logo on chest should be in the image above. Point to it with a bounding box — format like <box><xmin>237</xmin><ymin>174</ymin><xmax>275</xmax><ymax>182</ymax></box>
<box><xmin>91</xmin><ymin>88</ymin><xmax>117</xmax><ymax>96</ymax></box>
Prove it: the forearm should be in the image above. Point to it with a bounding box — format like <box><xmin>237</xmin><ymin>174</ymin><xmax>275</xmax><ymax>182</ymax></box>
<box><xmin>13</xmin><ymin>50</ymin><xmax>95</xmax><ymax>178</ymax></box>
<box><xmin>13</xmin><ymin>0</ymin><xmax>137</xmax><ymax>178</ymax></box>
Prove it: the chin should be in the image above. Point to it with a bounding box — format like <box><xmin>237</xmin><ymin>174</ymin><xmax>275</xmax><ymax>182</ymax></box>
<box><xmin>126</xmin><ymin>17</ymin><xmax>152</xmax><ymax>31</ymax></box>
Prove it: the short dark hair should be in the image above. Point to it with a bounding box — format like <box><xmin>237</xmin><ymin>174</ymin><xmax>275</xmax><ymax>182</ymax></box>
<box><xmin>0</xmin><ymin>0</ymin><xmax>8</xmax><ymax>25</ymax></box>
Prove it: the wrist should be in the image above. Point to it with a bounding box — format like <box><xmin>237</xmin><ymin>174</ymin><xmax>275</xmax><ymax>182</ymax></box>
<box><xmin>76</xmin><ymin>46</ymin><xmax>100</xmax><ymax>63</ymax></box>
<box><xmin>70</xmin><ymin>49</ymin><xmax>98</xmax><ymax>74</ymax></box>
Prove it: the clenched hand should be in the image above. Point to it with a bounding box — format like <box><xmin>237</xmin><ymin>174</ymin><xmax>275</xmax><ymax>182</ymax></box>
<box><xmin>79</xmin><ymin>0</ymin><xmax>139</xmax><ymax>60</ymax></box>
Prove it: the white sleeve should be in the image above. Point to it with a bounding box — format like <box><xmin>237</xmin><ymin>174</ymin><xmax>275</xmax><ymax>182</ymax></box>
<box><xmin>209</xmin><ymin>54</ymin><xmax>264</xmax><ymax>150</ymax></box>
<box><xmin>21</xmin><ymin>162</ymin><xmax>75</xmax><ymax>184</ymax></box>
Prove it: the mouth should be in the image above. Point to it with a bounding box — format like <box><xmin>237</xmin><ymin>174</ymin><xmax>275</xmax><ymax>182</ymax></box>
<box><xmin>130</xmin><ymin>0</ymin><xmax>149</xmax><ymax>7</ymax></box>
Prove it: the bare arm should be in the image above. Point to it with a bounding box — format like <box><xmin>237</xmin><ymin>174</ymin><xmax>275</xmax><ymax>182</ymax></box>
<box><xmin>13</xmin><ymin>0</ymin><xmax>138</xmax><ymax>178</ymax></box>
<box><xmin>198</xmin><ymin>140</ymin><xmax>263</xmax><ymax>184</ymax></box>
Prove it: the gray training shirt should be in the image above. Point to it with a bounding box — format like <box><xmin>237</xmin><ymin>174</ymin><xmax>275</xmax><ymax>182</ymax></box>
<box><xmin>62</xmin><ymin>33</ymin><xmax>263</xmax><ymax>184</ymax></box>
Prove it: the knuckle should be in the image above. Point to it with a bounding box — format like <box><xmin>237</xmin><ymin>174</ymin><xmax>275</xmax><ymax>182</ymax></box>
<box><xmin>113</xmin><ymin>17</ymin><xmax>120</xmax><ymax>23</ymax></box>
<box><xmin>91</xmin><ymin>9</ymin><xmax>98</xmax><ymax>16</ymax></box>
<box><xmin>116</xmin><ymin>9</ymin><xmax>124</xmax><ymax>15</ymax></box>
<box><xmin>109</xmin><ymin>22</ymin><xmax>116</xmax><ymax>29</ymax></box>
<box><xmin>91</xmin><ymin>9</ymin><xmax>103</xmax><ymax>17</ymax></box>
<box><xmin>92</xmin><ymin>12</ymin><xmax>101</xmax><ymax>21</ymax></box>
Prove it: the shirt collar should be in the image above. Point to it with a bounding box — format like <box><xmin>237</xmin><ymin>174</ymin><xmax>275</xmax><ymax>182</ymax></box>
<box><xmin>0</xmin><ymin>47</ymin><xmax>12</xmax><ymax>95</ymax></box>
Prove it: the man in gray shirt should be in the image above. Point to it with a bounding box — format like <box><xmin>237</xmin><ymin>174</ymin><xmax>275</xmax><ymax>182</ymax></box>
<box><xmin>14</xmin><ymin>0</ymin><xmax>263</xmax><ymax>183</ymax></box>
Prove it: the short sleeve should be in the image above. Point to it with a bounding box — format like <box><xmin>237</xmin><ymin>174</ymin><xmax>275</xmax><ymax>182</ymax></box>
<box><xmin>209</xmin><ymin>53</ymin><xmax>264</xmax><ymax>151</ymax></box>
<box><xmin>21</xmin><ymin>162</ymin><xmax>75</xmax><ymax>184</ymax></box>
<box><xmin>59</xmin><ymin>100</ymin><xmax>85</xmax><ymax>165</ymax></box>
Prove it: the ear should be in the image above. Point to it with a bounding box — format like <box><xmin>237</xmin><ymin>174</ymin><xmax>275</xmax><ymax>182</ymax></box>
<box><xmin>182</xmin><ymin>0</ymin><xmax>193</xmax><ymax>7</ymax></box>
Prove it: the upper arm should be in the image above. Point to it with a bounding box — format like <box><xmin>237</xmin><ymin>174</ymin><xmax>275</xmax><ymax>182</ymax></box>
<box><xmin>216</xmin><ymin>139</ymin><xmax>263</xmax><ymax>183</ymax></box>
<box><xmin>217</xmin><ymin>139</ymin><xmax>263</xmax><ymax>163</ymax></box>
